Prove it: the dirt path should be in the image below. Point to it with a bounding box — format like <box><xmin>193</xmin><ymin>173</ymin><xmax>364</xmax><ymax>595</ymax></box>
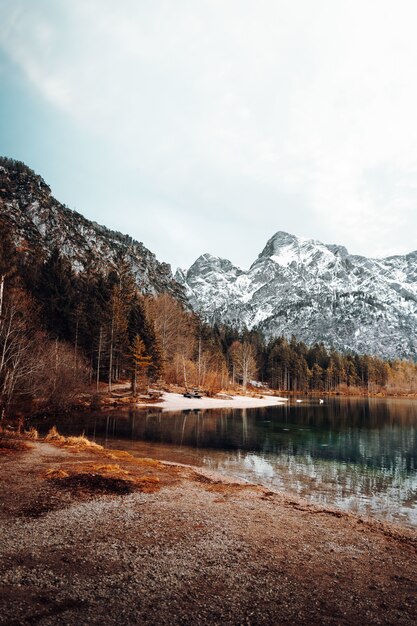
<box><xmin>0</xmin><ymin>442</ymin><xmax>416</xmax><ymax>625</ymax></box>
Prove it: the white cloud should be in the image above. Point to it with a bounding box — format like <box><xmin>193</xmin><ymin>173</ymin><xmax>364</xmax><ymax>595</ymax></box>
<box><xmin>1</xmin><ymin>0</ymin><xmax>417</xmax><ymax>266</ymax></box>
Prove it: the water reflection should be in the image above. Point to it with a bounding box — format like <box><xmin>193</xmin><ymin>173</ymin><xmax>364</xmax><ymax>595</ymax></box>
<box><xmin>36</xmin><ymin>397</ymin><xmax>417</xmax><ymax>528</ymax></box>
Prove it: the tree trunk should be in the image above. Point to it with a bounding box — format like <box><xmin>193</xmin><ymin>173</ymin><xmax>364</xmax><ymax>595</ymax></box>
<box><xmin>0</xmin><ymin>274</ymin><xmax>4</xmax><ymax>323</ymax></box>
<box><xmin>96</xmin><ymin>326</ymin><xmax>102</xmax><ymax>392</ymax></box>
<box><xmin>109</xmin><ymin>311</ymin><xmax>114</xmax><ymax>392</ymax></box>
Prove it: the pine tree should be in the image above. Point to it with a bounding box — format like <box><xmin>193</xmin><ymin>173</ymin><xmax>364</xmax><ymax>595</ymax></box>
<box><xmin>130</xmin><ymin>335</ymin><xmax>152</xmax><ymax>395</ymax></box>
<box><xmin>36</xmin><ymin>249</ymin><xmax>77</xmax><ymax>341</ymax></box>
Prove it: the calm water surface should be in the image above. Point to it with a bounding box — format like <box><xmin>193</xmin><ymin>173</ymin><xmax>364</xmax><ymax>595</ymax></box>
<box><xmin>37</xmin><ymin>397</ymin><xmax>417</xmax><ymax>528</ymax></box>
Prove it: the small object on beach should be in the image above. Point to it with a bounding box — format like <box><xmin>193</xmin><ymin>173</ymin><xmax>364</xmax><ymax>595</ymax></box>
<box><xmin>319</xmin><ymin>399</ymin><xmax>324</xmax><ymax>404</ymax></box>
<box><xmin>183</xmin><ymin>389</ymin><xmax>202</xmax><ymax>399</ymax></box>
<box><xmin>296</xmin><ymin>399</ymin><xmax>302</xmax><ymax>403</ymax></box>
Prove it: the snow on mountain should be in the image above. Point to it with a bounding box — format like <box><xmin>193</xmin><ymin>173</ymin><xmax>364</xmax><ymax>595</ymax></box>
<box><xmin>0</xmin><ymin>158</ymin><xmax>185</xmax><ymax>301</ymax></box>
<box><xmin>176</xmin><ymin>231</ymin><xmax>417</xmax><ymax>359</ymax></box>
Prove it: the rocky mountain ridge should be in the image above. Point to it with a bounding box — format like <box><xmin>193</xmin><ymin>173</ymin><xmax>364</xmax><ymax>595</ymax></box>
<box><xmin>0</xmin><ymin>157</ymin><xmax>185</xmax><ymax>301</ymax></box>
<box><xmin>2</xmin><ymin>157</ymin><xmax>416</xmax><ymax>359</ymax></box>
<box><xmin>176</xmin><ymin>231</ymin><xmax>417</xmax><ymax>359</ymax></box>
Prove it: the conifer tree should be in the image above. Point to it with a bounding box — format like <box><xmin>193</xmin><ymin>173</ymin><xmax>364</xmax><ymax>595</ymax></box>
<box><xmin>36</xmin><ymin>249</ymin><xmax>77</xmax><ymax>342</ymax></box>
<box><xmin>130</xmin><ymin>335</ymin><xmax>152</xmax><ymax>395</ymax></box>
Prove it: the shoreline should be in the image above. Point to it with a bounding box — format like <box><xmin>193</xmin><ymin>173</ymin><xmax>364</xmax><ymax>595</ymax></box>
<box><xmin>102</xmin><ymin>388</ymin><xmax>417</xmax><ymax>415</ymax></box>
<box><xmin>139</xmin><ymin>391</ymin><xmax>288</xmax><ymax>412</ymax></box>
<box><xmin>21</xmin><ymin>388</ymin><xmax>417</xmax><ymax>421</ymax></box>
<box><xmin>1</xmin><ymin>436</ymin><xmax>416</xmax><ymax>624</ymax></box>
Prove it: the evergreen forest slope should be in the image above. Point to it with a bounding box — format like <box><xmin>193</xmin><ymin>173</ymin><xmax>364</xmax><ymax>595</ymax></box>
<box><xmin>0</xmin><ymin>157</ymin><xmax>185</xmax><ymax>301</ymax></box>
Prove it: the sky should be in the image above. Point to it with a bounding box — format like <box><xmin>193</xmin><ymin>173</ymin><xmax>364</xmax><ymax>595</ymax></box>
<box><xmin>1</xmin><ymin>0</ymin><xmax>417</xmax><ymax>271</ymax></box>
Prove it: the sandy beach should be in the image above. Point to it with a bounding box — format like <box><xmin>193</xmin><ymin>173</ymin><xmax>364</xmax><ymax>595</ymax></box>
<box><xmin>0</xmin><ymin>437</ymin><xmax>416</xmax><ymax>625</ymax></box>
<box><xmin>142</xmin><ymin>391</ymin><xmax>288</xmax><ymax>411</ymax></box>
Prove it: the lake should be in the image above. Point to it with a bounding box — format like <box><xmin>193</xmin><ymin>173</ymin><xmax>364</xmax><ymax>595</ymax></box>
<box><xmin>35</xmin><ymin>397</ymin><xmax>417</xmax><ymax>529</ymax></box>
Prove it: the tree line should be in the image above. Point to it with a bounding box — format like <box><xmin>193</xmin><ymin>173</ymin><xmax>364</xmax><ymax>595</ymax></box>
<box><xmin>1</xmin><ymin>218</ymin><xmax>416</xmax><ymax>418</ymax></box>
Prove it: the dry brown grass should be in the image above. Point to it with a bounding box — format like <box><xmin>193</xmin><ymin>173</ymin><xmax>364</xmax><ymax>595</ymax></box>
<box><xmin>79</xmin><ymin>462</ymin><xmax>131</xmax><ymax>476</ymax></box>
<box><xmin>107</xmin><ymin>449</ymin><xmax>135</xmax><ymax>460</ymax></box>
<box><xmin>134</xmin><ymin>475</ymin><xmax>160</xmax><ymax>493</ymax></box>
<box><xmin>35</xmin><ymin>428</ymin><xmax>181</xmax><ymax>497</ymax></box>
<box><xmin>45</xmin><ymin>427</ymin><xmax>103</xmax><ymax>452</ymax></box>
<box><xmin>44</xmin><ymin>468</ymin><xmax>70</xmax><ymax>479</ymax></box>
<box><xmin>44</xmin><ymin>459</ymin><xmax>161</xmax><ymax>495</ymax></box>
<box><xmin>130</xmin><ymin>457</ymin><xmax>164</xmax><ymax>468</ymax></box>
<box><xmin>107</xmin><ymin>450</ymin><xmax>164</xmax><ymax>469</ymax></box>
<box><xmin>24</xmin><ymin>427</ymin><xmax>39</xmax><ymax>440</ymax></box>
<box><xmin>44</xmin><ymin>426</ymin><xmax>65</xmax><ymax>442</ymax></box>
<box><xmin>0</xmin><ymin>426</ymin><xmax>35</xmax><ymax>452</ymax></box>
<box><xmin>0</xmin><ymin>437</ymin><xmax>32</xmax><ymax>452</ymax></box>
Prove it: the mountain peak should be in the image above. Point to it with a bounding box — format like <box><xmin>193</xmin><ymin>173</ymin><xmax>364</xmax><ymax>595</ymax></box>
<box><xmin>187</xmin><ymin>253</ymin><xmax>241</xmax><ymax>276</ymax></box>
<box><xmin>179</xmin><ymin>230</ymin><xmax>417</xmax><ymax>359</ymax></box>
<box><xmin>256</xmin><ymin>231</ymin><xmax>350</xmax><ymax>267</ymax></box>
<box><xmin>258</xmin><ymin>231</ymin><xmax>307</xmax><ymax>258</ymax></box>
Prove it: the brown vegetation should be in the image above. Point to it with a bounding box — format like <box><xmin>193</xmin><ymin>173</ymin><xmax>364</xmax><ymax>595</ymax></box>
<box><xmin>0</xmin><ymin>438</ymin><xmax>416</xmax><ymax>625</ymax></box>
<box><xmin>44</xmin><ymin>426</ymin><xmax>104</xmax><ymax>451</ymax></box>
<box><xmin>0</xmin><ymin>437</ymin><xmax>32</xmax><ymax>452</ymax></box>
<box><xmin>39</xmin><ymin>428</ymin><xmax>166</xmax><ymax>495</ymax></box>
<box><xmin>0</xmin><ymin>287</ymin><xmax>89</xmax><ymax>420</ymax></box>
<box><xmin>2</xmin><ymin>217</ymin><xmax>417</xmax><ymax>421</ymax></box>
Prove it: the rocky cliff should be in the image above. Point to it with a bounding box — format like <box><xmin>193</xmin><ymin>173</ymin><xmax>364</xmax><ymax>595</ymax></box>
<box><xmin>0</xmin><ymin>157</ymin><xmax>185</xmax><ymax>301</ymax></box>
<box><xmin>177</xmin><ymin>231</ymin><xmax>417</xmax><ymax>359</ymax></box>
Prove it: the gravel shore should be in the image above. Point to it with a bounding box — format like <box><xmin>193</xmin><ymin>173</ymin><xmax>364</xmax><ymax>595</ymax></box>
<box><xmin>0</xmin><ymin>441</ymin><xmax>416</xmax><ymax>625</ymax></box>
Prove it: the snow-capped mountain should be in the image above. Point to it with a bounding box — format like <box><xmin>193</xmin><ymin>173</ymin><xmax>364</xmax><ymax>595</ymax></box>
<box><xmin>176</xmin><ymin>231</ymin><xmax>417</xmax><ymax>359</ymax></box>
<box><xmin>0</xmin><ymin>158</ymin><xmax>185</xmax><ymax>301</ymax></box>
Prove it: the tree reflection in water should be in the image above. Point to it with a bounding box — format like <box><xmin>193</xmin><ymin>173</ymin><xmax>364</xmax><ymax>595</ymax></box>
<box><xmin>37</xmin><ymin>397</ymin><xmax>417</xmax><ymax>528</ymax></box>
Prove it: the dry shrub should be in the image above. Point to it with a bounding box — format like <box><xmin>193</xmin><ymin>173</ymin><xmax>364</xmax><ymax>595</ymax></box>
<box><xmin>24</xmin><ymin>427</ymin><xmax>39</xmax><ymax>440</ymax></box>
<box><xmin>45</xmin><ymin>427</ymin><xmax>103</xmax><ymax>451</ymax></box>
<box><xmin>202</xmin><ymin>370</ymin><xmax>224</xmax><ymax>397</ymax></box>
<box><xmin>64</xmin><ymin>436</ymin><xmax>103</xmax><ymax>451</ymax></box>
<box><xmin>45</xmin><ymin>426</ymin><xmax>64</xmax><ymax>442</ymax></box>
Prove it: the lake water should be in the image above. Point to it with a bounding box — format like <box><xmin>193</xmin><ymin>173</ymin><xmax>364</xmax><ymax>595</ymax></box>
<box><xmin>36</xmin><ymin>397</ymin><xmax>417</xmax><ymax>529</ymax></box>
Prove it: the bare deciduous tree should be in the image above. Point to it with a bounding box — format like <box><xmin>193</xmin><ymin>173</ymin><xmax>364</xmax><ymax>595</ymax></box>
<box><xmin>0</xmin><ymin>287</ymin><xmax>89</xmax><ymax>419</ymax></box>
<box><xmin>229</xmin><ymin>341</ymin><xmax>257</xmax><ymax>389</ymax></box>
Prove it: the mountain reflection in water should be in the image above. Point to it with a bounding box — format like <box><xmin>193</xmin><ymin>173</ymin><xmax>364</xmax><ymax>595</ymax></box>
<box><xmin>38</xmin><ymin>397</ymin><xmax>417</xmax><ymax>528</ymax></box>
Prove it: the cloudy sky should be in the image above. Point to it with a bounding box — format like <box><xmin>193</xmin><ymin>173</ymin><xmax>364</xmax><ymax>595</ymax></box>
<box><xmin>1</xmin><ymin>0</ymin><xmax>417</xmax><ymax>270</ymax></box>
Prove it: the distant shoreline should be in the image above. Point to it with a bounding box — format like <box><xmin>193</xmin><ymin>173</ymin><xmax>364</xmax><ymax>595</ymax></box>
<box><xmin>139</xmin><ymin>391</ymin><xmax>288</xmax><ymax>412</ymax></box>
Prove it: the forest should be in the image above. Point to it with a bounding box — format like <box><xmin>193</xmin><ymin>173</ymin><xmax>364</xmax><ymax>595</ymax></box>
<box><xmin>1</xmin><ymin>217</ymin><xmax>416</xmax><ymax>419</ymax></box>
